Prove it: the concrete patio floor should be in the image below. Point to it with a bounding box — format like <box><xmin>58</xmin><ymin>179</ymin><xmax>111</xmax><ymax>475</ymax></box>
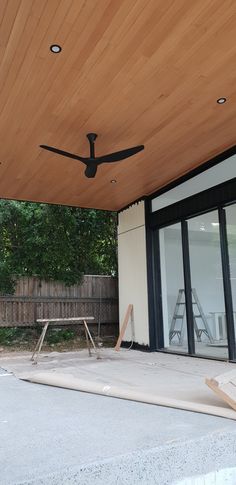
<box><xmin>1</xmin><ymin>358</ymin><xmax>236</xmax><ymax>484</ymax></box>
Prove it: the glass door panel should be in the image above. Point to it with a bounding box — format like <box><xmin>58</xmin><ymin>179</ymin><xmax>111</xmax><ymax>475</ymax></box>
<box><xmin>225</xmin><ymin>204</ymin><xmax>236</xmax><ymax>338</ymax></box>
<box><xmin>159</xmin><ymin>223</ymin><xmax>188</xmax><ymax>352</ymax></box>
<box><xmin>188</xmin><ymin>211</ymin><xmax>228</xmax><ymax>359</ymax></box>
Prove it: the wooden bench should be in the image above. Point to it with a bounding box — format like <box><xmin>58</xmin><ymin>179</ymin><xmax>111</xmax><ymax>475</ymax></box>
<box><xmin>31</xmin><ymin>317</ymin><xmax>100</xmax><ymax>364</ymax></box>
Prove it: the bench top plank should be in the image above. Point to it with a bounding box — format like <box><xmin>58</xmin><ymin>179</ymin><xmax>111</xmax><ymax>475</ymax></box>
<box><xmin>36</xmin><ymin>317</ymin><xmax>94</xmax><ymax>324</ymax></box>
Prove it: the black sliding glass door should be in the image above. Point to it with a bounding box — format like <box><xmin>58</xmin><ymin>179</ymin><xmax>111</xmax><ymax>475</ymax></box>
<box><xmin>157</xmin><ymin>205</ymin><xmax>236</xmax><ymax>360</ymax></box>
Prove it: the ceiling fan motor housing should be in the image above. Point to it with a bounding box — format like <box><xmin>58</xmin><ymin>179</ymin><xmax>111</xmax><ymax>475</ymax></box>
<box><xmin>87</xmin><ymin>133</ymin><xmax>97</xmax><ymax>143</ymax></box>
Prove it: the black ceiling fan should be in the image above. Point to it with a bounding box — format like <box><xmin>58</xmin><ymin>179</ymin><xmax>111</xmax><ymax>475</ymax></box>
<box><xmin>40</xmin><ymin>133</ymin><xmax>144</xmax><ymax>178</ymax></box>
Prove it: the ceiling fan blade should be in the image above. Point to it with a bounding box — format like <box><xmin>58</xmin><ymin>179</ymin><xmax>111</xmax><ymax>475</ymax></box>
<box><xmin>85</xmin><ymin>163</ymin><xmax>98</xmax><ymax>178</ymax></box>
<box><xmin>97</xmin><ymin>145</ymin><xmax>144</xmax><ymax>163</ymax></box>
<box><xmin>40</xmin><ymin>145</ymin><xmax>86</xmax><ymax>163</ymax></box>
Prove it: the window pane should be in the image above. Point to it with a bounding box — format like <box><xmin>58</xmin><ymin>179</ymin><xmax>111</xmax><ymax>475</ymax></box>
<box><xmin>160</xmin><ymin>223</ymin><xmax>188</xmax><ymax>352</ymax></box>
<box><xmin>151</xmin><ymin>154</ymin><xmax>236</xmax><ymax>212</ymax></box>
<box><xmin>188</xmin><ymin>211</ymin><xmax>228</xmax><ymax>359</ymax></box>
<box><xmin>225</xmin><ymin>204</ymin><xmax>236</xmax><ymax>339</ymax></box>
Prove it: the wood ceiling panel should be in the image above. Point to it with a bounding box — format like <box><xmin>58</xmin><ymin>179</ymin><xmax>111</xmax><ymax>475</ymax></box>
<box><xmin>0</xmin><ymin>0</ymin><xmax>235</xmax><ymax>211</ymax></box>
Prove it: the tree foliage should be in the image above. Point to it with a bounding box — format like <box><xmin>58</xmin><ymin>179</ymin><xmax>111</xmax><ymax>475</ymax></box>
<box><xmin>0</xmin><ymin>200</ymin><xmax>117</xmax><ymax>294</ymax></box>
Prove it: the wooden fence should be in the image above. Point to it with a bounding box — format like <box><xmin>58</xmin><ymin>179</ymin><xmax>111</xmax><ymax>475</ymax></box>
<box><xmin>0</xmin><ymin>276</ymin><xmax>118</xmax><ymax>327</ymax></box>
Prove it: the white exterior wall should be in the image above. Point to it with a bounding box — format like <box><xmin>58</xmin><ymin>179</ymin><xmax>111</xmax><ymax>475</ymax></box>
<box><xmin>118</xmin><ymin>201</ymin><xmax>149</xmax><ymax>346</ymax></box>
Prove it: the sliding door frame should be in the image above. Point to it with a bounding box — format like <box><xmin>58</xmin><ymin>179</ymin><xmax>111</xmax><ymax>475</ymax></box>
<box><xmin>181</xmin><ymin>220</ymin><xmax>195</xmax><ymax>355</ymax></box>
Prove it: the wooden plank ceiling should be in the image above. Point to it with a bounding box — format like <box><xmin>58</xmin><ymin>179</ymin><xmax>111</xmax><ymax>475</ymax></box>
<box><xmin>0</xmin><ymin>0</ymin><xmax>236</xmax><ymax>211</ymax></box>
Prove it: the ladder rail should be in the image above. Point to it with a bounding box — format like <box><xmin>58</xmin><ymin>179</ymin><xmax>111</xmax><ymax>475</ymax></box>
<box><xmin>192</xmin><ymin>288</ymin><xmax>214</xmax><ymax>343</ymax></box>
<box><xmin>169</xmin><ymin>289</ymin><xmax>186</xmax><ymax>343</ymax></box>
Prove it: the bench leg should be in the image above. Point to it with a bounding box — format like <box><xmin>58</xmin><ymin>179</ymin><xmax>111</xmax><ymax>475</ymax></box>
<box><xmin>31</xmin><ymin>329</ymin><xmax>44</xmax><ymax>361</ymax></box>
<box><xmin>83</xmin><ymin>320</ymin><xmax>101</xmax><ymax>359</ymax></box>
<box><xmin>84</xmin><ymin>325</ymin><xmax>92</xmax><ymax>357</ymax></box>
<box><xmin>31</xmin><ymin>323</ymin><xmax>49</xmax><ymax>364</ymax></box>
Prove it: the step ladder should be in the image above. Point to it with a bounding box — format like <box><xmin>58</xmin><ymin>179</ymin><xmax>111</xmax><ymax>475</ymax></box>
<box><xmin>169</xmin><ymin>288</ymin><xmax>214</xmax><ymax>345</ymax></box>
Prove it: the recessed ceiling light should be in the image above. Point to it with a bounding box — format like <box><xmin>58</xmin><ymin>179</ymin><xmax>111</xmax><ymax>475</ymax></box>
<box><xmin>199</xmin><ymin>223</ymin><xmax>205</xmax><ymax>231</ymax></box>
<box><xmin>217</xmin><ymin>97</ymin><xmax>226</xmax><ymax>104</ymax></box>
<box><xmin>211</xmin><ymin>222</ymin><xmax>219</xmax><ymax>226</ymax></box>
<box><xmin>50</xmin><ymin>44</ymin><xmax>62</xmax><ymax>53</ymax></box>
<box><xmin>110</xmin><ymin>179</ymin><xmax>117</xmax><ymax>184</ymax></box>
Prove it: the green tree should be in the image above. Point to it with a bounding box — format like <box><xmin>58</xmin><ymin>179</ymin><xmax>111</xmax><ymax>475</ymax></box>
<box><xmin>0</xmin><ymin>200</ymin><xmax>117</xmax><ymax>294</ymax></box>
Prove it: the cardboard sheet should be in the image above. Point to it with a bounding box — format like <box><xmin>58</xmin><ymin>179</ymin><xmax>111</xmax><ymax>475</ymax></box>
<box><xmin>1</xmin><ymin>349</ymin><xmax>236</xmax><ymax>420</ymax></box>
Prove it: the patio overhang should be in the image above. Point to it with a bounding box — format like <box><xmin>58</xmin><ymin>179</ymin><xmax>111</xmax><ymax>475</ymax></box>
<box><xmin>0</xmin><ymin>1</ymin><xmax>235</xmax><ymax>211</ymax></box>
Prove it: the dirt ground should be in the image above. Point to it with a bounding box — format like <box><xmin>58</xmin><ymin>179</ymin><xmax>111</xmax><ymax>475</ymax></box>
<box><xmin>0</xmin><ymin>326</ymin><xmax>117</xmax><ymax>354</ymax></box>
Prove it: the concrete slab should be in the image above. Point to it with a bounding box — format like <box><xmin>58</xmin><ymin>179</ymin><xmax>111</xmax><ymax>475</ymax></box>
<box><xmin>1</xmin><ymin>370</ymin><xmax>236</xmax><ymax>485</ymax></box>
<box><xmin>1</xmin><ymin>348</ymin><xmax>236</xmax><ymax>419</ymax></box>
